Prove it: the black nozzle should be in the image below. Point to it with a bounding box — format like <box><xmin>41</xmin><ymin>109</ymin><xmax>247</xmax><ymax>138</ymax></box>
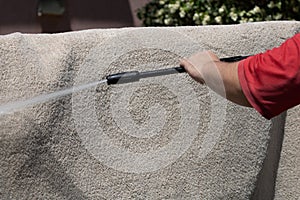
<box><xmin>106</xmin><ymin>71</ymin><xmax>140</xmax><ymax>85</ymax></box>
<box><xmin>106</xmin><ymin>67</ymin><xmax>186</xmax><ymax>85</ymax></box>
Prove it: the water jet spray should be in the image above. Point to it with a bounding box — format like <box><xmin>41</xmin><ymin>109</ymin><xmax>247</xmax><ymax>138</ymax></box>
<box><xmin>0</xmin><ymin>55</ymin><xmax>248</xmax><ymax>115</ymax></box>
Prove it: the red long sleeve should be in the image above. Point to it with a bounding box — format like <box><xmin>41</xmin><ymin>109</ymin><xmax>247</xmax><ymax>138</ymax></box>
<box><xmin>238</xmin><ymin>33</ymin><xmax>300</xmax><ymax>119</ymax></box>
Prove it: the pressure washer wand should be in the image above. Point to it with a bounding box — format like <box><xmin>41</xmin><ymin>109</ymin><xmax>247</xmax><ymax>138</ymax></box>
<box><xmin>106</xmin><ymin>55</ymin><xmax>249</xmax><ymax>85</ymax></box>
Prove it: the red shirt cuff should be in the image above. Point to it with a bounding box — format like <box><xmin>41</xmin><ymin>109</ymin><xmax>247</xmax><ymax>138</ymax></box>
<box><xmin>238</xmin><ymin>59</ymin><xmax>273</xmax><ymax>119</ymax></box>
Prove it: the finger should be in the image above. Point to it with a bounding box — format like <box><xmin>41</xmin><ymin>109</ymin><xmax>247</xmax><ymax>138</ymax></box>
<box><xmin>180</xmin><ymin>58</ymin><xmax>205</xmax><ymax>84</ymax></box>
<box><xmin>180</xmin><ymin>58</ymin><xmax>192</xmax><ymax>71</ymax></box>
<box><xmin>180</xmin><ymin>58</ymin><xmax>198</xmax><ymax>75</ymax></box>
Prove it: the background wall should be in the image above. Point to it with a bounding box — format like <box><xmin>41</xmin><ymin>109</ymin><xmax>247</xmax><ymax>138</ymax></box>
<box><xmin>0</xmin><ymin>0</ymin><xmax>150</xmax><ymax>34</ymax></box>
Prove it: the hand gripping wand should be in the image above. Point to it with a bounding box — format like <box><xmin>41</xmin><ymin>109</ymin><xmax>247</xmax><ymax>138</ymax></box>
<box><xmin>105</xmin><ymin>55</ymin><xmax>249</xmax><ymax>85</ymax></box>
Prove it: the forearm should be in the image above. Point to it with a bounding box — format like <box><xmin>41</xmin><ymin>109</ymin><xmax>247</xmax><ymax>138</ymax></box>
<box><xmin>207</xmin><ymin>61</ymin><xmax>251</xmax><ymax>107</ymax></box>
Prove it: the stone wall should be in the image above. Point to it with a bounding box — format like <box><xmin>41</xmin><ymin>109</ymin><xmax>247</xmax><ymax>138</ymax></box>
<box><xmin>275</xmin><ymin>105</ymin><xmax>300</xmax><ymax>200</ymax></box>
<box><xmin>0</xmin><ymin>21</ymin><xmax>299</xmax><ymax>199</ymax></box>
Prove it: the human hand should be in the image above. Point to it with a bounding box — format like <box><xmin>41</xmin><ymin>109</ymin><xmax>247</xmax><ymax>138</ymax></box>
<box><xmin>180</xmin><ymin>51</ymin><xmax>220</xmax><ymax>84</ymax></box>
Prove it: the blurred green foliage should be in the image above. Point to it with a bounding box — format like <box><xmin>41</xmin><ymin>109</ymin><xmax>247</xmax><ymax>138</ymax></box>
<box><xmin>137</xmin><ymin>0</ymin><xmax>300</xmax><ymax>26</ymax></box>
